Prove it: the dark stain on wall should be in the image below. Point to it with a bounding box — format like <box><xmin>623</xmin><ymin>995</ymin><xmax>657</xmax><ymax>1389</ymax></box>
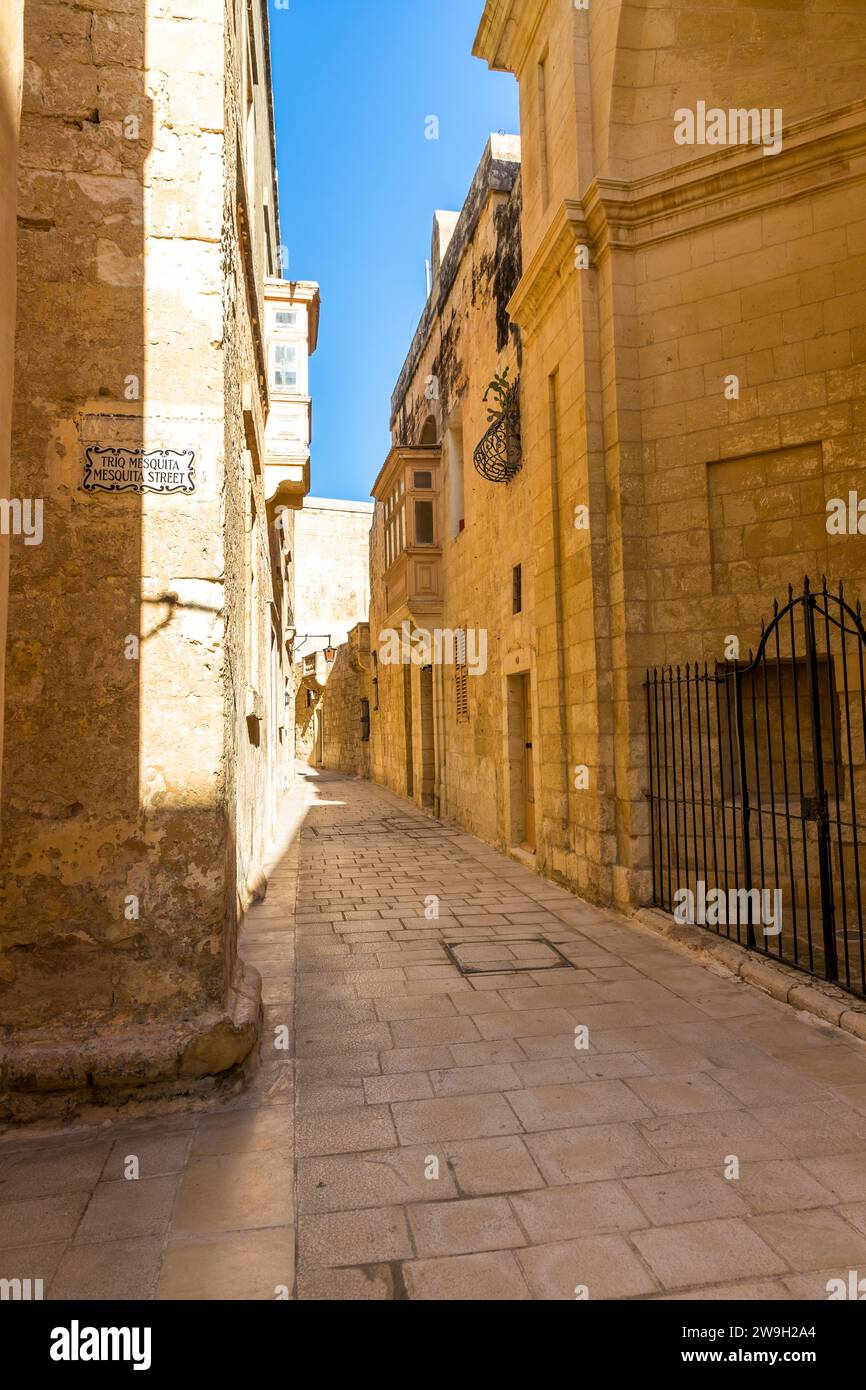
<box><xmin>493</xmin><ymin>174</ymin><xmax>523</xmax><ymax>357</ymax></box>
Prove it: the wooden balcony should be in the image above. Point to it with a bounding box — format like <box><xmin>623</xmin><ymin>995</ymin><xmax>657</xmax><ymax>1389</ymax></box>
<box><xmin>372</xmin><ymin>446</ymin><xmax>443</xmax><ymax>624</ymax></box>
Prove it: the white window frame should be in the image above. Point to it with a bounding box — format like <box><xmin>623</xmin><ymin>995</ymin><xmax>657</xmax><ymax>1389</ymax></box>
<box><xmin>273</xmin><ymin>341</ymin><xmax>298</xmax><ymax>389</ymax></box>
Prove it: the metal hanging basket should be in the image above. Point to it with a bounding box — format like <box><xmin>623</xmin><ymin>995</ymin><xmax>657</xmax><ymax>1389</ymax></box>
<box><xmin>473</xmin><ymin>377</ymin><xmax>522</xmax><ymax>483</ymax></box>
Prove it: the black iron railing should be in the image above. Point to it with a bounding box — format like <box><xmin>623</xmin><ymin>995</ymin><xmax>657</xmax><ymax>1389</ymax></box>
<box><xmin>646</xmin><ymin>578</ymin><xmax>866</xmax><ymax>999</ymax></box>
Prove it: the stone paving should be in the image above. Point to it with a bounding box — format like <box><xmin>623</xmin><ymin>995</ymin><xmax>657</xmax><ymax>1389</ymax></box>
<box><xmin>4</xmin><ymin>768</ymin><xmax>866</xmax><ymax>1299</ymax></box>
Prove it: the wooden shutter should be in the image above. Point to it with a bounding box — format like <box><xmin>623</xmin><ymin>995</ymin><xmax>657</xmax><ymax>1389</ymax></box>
<box><xmin>455</xmin><ymin>627</ymin><xmax>469</xmax><ymax>723</ymax></box>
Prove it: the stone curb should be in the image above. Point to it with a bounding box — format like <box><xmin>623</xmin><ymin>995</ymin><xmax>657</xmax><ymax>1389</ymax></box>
<box><xmin>632</xmin><ymin>906</ymin><xmax>866</xmax><ymax>1042</ymax></box>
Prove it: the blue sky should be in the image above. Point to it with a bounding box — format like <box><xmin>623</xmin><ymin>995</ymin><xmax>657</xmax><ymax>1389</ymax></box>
<box><xmin>268</xmin><ymin>0</ymin><xmax>519</xmax><ymax>502</ymax></box>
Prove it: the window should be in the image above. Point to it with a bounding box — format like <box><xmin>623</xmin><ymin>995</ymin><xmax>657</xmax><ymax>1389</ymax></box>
<box><xmin>360</xmin><ymin>698</ymin><xmax>371</xmax><ymax>742</ymax></box>
<box><xmin>383</xmin><ymin>463</ymin><xmax>440</xmax><ymax>566</ymax></box>
<box><xmin>372</xmin><ymin>653</ymin><xmax>379</xmax><ymax>711</ymax></box>
<box><xmin>276</xmin><ymin>309</ymin><xmax>297</xmax><ymax>327</ymax></box>
<box><xmin>455</xmin><ymin>627</ymin><xmax>469</xmax><ymax>723</ymax></box>
<box><xmin>384</xmin><ymin>480</ymin><xmax>407</xmax><ymax>568</ymax></box>
<box><xmin>513</xmin><ymin>563</ymin><xmax>522</xmax><ymax>615</ymax></box>
<box><xmin>273</xmin><ymin>342</ymin><xmax>297</xmax><ymax>388</ymax></box>
<box><xmin>414</xmin><ymin>499</ymin><xmax>434</xmax><ymax>546</ymax></box>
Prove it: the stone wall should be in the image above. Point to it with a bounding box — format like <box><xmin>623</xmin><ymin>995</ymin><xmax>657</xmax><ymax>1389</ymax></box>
<box><xmin>319</xmin><ymin>625</ymin><xmax>372</xmax><ymax>779</ymax></box>
<box><xmin>0</xmin><ymin>0</ymin><xmax>285</xmax><ymax>1119</ymax></box>
<box><xmin>0</xmin><ymin>0</ymin><xmax>23</xmax><ymax>807</ymax></box>
<box><xmin>224</xmin><ymin>0</ymin><xmax>294</xmax><ymax>915</ymax></box>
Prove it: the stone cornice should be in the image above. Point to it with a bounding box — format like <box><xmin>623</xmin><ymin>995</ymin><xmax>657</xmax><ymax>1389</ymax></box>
<box><xmin>585</xmin><ymin>100</ymin><xmax>866</xmax><ymax>255</ymax></box>
<box><xmin>509</xmin><ymin>99</ymin><xmax>866</xmax><ymax>336</ymax></box>
<box><xmin>472</xmin><ymin>0</ymin><xmax>545</xmax><ymax>77</ymax></box>
<box><xmin>473</xmin><ymin>0</ymin><xmax>512</xmax><ymax>68</ymax></box>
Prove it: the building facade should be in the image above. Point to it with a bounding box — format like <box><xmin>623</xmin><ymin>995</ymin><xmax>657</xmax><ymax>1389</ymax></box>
<box><xmin>256</xmin><ymin>276</ymin><xmax>321</xmax><ymax>849</ymax></box>
<box><xmin>0</xmin><ymin>0</ymin><xmax>309</xmax><ymax>1120</ymax></box>
<box><xmin>351</xmin><ymin>0</ymin><xmax>866</xmax><ymax>999</ymax></box>
<box><xmin>367</xmin><ymin>136</ymin><xmax>531</xmax><ymax>847</ymax></box>
<box><xmin>471</xmin><ymin>0</ymin><xmax>866</xmax><ymax>958</ymax></box>
<box><xmin>315</xmin><ymin>621</ymin><xmax>373</xmax><ymax>779</ymax></box>
<box><xmin>292</xmin><ymin>496</ymin><xmax>373</xmax><ymax>767</ymax></box>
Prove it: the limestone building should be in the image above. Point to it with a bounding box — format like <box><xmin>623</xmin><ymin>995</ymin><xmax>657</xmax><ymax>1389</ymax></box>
<box><xmin>355</xmin><ymin>0</ymin><xmax>866</xmax><ymax>1000</ymax></box>
<box><xmin>312</xmin><ymin>620</ymin><xmax>374</xmax><ymax>779</ymax></box>
<box><xmin>471</xmin><ymin>0</ymin><xmax>866</xmax><ymax>963</ymax></box>
<box><xmin>0</xmin><ymin>0</ymin><xmax>310</xmax><ymax>1119</ymax></box>
<box><xmin>292</xmin><ymin>496</ymin><xmax>374</xmax><ymax>767</ymax></box>
<box><xmin>367</xmin><ymin>135</ymin><xmax>530</xmax><ymax>844</ymax></box>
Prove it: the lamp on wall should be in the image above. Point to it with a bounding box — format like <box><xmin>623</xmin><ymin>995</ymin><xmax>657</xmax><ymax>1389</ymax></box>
<box><xmin>293</xmin><ymin>633</ymin><xmax>336</xmax><ymax>661</ymax></box>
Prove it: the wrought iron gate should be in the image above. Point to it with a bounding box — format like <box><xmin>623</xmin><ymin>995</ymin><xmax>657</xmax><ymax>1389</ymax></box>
<box><xmin>645</xmin><ymin>578</ymin><xmax>866</xmax><ymax>999</ymax></box>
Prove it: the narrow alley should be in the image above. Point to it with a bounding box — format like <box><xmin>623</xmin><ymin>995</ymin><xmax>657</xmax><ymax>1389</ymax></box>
<box><xmin>3</xmin><ymin>0</ymin><xmax>866</xmax><ymax>1343</ymax></box>
<box><xmin>5</xmin><ymin>771</ymin><xmax>866</xmax><ymax>1302</ymax></box>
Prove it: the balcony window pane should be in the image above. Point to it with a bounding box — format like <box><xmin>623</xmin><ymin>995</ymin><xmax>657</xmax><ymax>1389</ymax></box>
<box><xmin>414</xmin><ymin>471</ymin><xmax>433</xmax><ymax>489</ymax></box>
<box><xmin>273</xmin><ymin>343</ymin><xmax>298</xmax><ymax>388</ymax></box>
<box><xmin>414</xmin><ymin>499</ymin><xmax>434</xmax><ymax>545</ymax></box>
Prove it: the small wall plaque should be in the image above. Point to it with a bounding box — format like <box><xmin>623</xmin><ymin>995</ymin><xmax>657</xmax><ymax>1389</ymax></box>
<box><xmin>83</xmin><ymin>446</ymin><xmax>196</xmax><ymax>495</ymax></box>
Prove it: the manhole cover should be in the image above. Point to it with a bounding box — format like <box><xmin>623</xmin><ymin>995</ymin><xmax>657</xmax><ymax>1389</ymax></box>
<box><xmin>445</xmin><ymin>938</ymin><xmax>575</xmax><ymax>975</ymax></box>
<box><xmin>307</xmin><ymin>816</ymin><xmax>444</xmax><ymax>839</ymax></box>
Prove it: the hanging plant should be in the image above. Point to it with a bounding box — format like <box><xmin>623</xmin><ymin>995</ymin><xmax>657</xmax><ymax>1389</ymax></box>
<box><xmin>482</xmin><ymin>367</ymin><xmax>513</xmax><ymax>421</ymax></box>
<box><xmin>474</xmin><ymin>370</ymin><xmax>522</xmax><ymax>483</ymax></box>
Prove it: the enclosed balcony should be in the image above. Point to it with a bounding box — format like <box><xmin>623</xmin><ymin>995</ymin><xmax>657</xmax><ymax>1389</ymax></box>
<box><xmin>264</xmin><ymin>399</ymin><xmax>311</xmax><ymax>508</ymax></box>
<box><xmin>262</xmin><ymin>277</ymin><xmax>319</xmax><ymax>511</ymax></box>
<box><xmin>371</xmin><ymin>445</ymin><xmax>443</xmax><ymax>623</ymax></box>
